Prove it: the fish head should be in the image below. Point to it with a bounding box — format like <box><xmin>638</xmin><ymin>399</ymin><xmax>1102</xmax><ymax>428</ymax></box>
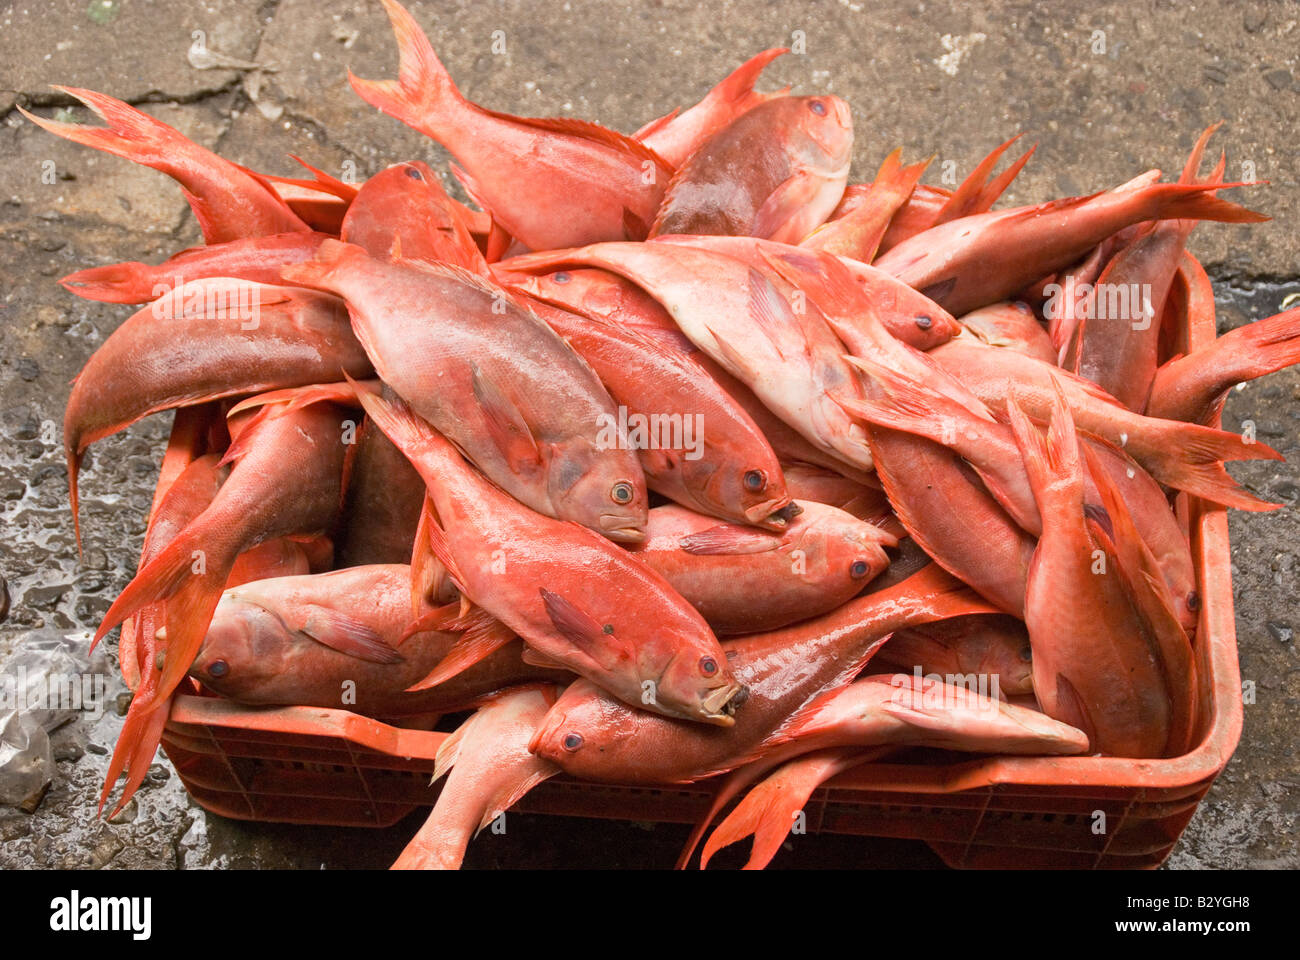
<box><xmin>787</xmin><ymin>94</ymin><xmax>854</xmax><ymax>174</ymax></box>
<box><xmin>674</xmin><ymin>440</ymin><xmax>793</xmax><ymax>531</ymax></box>
<box><xmin>548</xmin><ymin>439</ymin><xmax>648</xmax><ymax>543</ymax></box>
<box><xmin>972</xmin><ymin>616</ymin><xmax>1035</xmax><ymax>697</ymax></box>
<box><xmin>341</xmin><ymin>161</ymin><xmax>483</xmax><ymax>270</ymax></box>
<box><xmin>528</xmin><ymin>679</ymin><xmax>644</xmax><ymax>774</ymax></box>
<box><xmin>188</xmin><ymin>594</ymin><xmax>294</xmax><ymax>696</ymax></box>
<box><xmin>649</xmin><ymin>642</ymin><xmax>748</xmax><ymax>727</ymax></box>
<box><xmin>785</xmin><ymin>501</ymin><xmax>896</xmax><ymax>588</ymax></box>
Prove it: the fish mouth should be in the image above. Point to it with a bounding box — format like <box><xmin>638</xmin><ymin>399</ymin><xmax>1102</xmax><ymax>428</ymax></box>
<box><xmin>599</xmin><ymin>515</ymin><xmax>646</xmax><ymax>543</ymax></box>
<box><xmin>698</xmin><ymin>682</ymin><xmax>748</xmax><ymax>726</ymax></box>
<box><xmin>745</xmin><ymin>497</ymin><xmax>800</xmax><ymax>528</ymax></box>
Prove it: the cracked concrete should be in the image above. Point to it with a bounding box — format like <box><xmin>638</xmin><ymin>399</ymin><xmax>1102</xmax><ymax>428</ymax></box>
<box><xmin>0</xmin><ymin>0</ymin><xmax>1295</xmax><ymax>869</ymax></box>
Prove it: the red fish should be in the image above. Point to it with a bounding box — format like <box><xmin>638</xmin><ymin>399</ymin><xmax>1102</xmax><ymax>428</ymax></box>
<box><xmin>64</xmin><ymin>281</ymin><xmax>369</xmax><ymax>545</ymax></box>
<box><xmin>528</xmin><ymin>565</ymin><xmax>998</xmax><ymax>783</ymax></box>
<box><xmin>693</xmin><ymin>671</ymin><xmax>1086</xmax><ymax>869</ymax></box>
<box><xmin>801</xmin><ymin>149</ymin><xmax>930</xmax><ymax>261</ymax></box>
<box><xmin>95</xmin><ymin>391</ymin><xmax>352</xmax><ymax>709</ymax></box>
<box><xmin>349</xmin><ymin>0</ymin><xmax>672</xmax><ymax>249</ymax></box>
<box><xmin>1070</xmin><ymin>127</ymin><xmax>1223</xmax><ymax>409</ymax></box>
<box><xmin>874</xmin><ymin>177</ymin><xmax>1267</xmax><ymax>316</ymax></box>
<box><xmin>503</xmin><ymin>241</ymin><xmax>874</xmax><ymax>474</ymax></box>
<box><xmin>650</xmin><ymin>95</ymin><xmax>853</xmax><ymax>243</ymax></box>
<box><xmin>634</xmin><ymin>48</ymin><xmax>789</xmax><ymax>168</ymax></box>
<box><xmin>20</xmin><ymin>88</ymin><xmax>308</xmax><ymax>242</ymax></box>
<box><xmin>282</xmin><ymin>240</ymin><xmax>649</xmax><ymax>541</ymax></box>
<box><xmin>355</xmin><ymin>389</ymin><xmax>744</xmax><ymax>725</ymax></box>
<box><xmin>392</xmin><ymin>685</ymin><xmax>561</xmax><ymax>870</ymax></box>
<box><xmin>957</xmin><ymin>301</ymin><xmax>1056</xmax><ymax>365</ymax></box>
<box><xmin>520</xmin><ymin>297</ymin><xmax>793</xmax><ymax>528</ymax></box>
<box><xmin>876</xmin><ymin>615</ymin><xmax>1034</xmax><ymax>697</ymax></box>
<box><xmin>631</xmin><ymin>501</ymin><xmax>895</xmax><ymax>634</ymax></box>
<box><xmin>1007</xmin><ymin>389</ymin><xmax>1194</xmax><ymax>757</ymax></box>
<box><xmin>339</xmin><ymin>160</ymin><xmax>486</xmax><ymax>272</ymax></box>
<box><xmin>929</xmin><ymin>338</ymin><xmax>1284</xmax><ymax>511</ymax></box>
<box><xmin>191</xmin><ymin>566</ymin><xmax>570</xmax><ymax>714</ymax></box>
<box><xmin>648</xmin><ymin>234</ymin><xmax>961</xmax><ymax>351</ymax></box>
<box><xmin>59</xmin><ymin>233</ymin><xmax>332</xmax><ymax>305</ymax></box>
<box><xmin>1148</xmin><ymin>305</ymin><xmax>1300</xmax><ymax>424</ymax></box>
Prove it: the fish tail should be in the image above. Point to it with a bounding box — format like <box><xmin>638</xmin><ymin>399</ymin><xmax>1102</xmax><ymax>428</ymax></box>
<box><xmin>20</xmin><ymin>88</ymin><xmax>302</xmax><ymax>241</ymax></box>
<box><xmin>1145</xmin><ymin>182</ymin><xmax>1268</xmax><ymax>224</ymax></box>
<box><xmin>1129</xmin><ymin>418</ymin><xmax>1284</xmax><ymax>511</ymax></box>
<box><xmin>348</xmin><ymin>0</ymin><xmax>463</xmax><ymax>139</ymax></box>
<box><xmin>935</xmin><ymin>135</ymin><xmax>1035</xmax><ymax>224</ymax></box>
<box><xmin>1152</xmin><ymin>307</ymin><xmax>1300</xmax><ymax>423</ymax></box>
<box><xmin>59</xmin><ymin>261</ymin><xmax>153</xmax><ymax>304</ymax></box>
<box><xmin>700</xmin><ymin>748</ymin><xmax>868</xmax><ymax>871</ymax></box>
<box><xmin>99</xmin><ymin>693</ymin><xmax>170</xmax><ymax>819</ymax></box>
<box><xmin>409</xmin><ymin>494</ymin><xmax>452</xmax><ymax>619</ymax></box>
<box><xmin>713</xmin><ymin>47</ymin><xmax>788</xmax><ymax>107</ymax></box>
<box><xmin>1006</xmin><ymin>383</ymin><xmax>1081</xmax><ymax>514</ymax></box>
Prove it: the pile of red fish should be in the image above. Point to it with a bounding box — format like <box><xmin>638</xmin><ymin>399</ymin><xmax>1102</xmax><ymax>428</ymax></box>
<box><xmin>25</xmin><ymin>0</ymin><xmax>1300</xmax><ymax>869</ymax></box>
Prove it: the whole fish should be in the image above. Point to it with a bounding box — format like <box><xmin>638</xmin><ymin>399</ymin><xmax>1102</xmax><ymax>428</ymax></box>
<box><xmin>1148</xmin><ymin>305</ymin><xmax>1300</xmax><ymax>425</ymax></box>
<box><xmin>634</xmin><ymin>48</ymin><xmax>789</xmax><ymax>168</ymax></box>
<box><xmin>692</xmin><ymin>671</ymin><xmax>1086</xmax><ymax>869</ymax></box>
<box><xmin>95</xmin><ymin>392</ymin><xmax>352</xmax><ymax>709</ymax></box>
<box><xmin>349</xmin><ymin>0</ymin><xmax>672</xmax><ymax>249</ymax></box>
<box><xmin>21</xmin><ymin>87</ymin><xmax>308</xmax><ymax>242</ymax></box>
<box><xmin>876</xmin><ymin>615</ymin><xmax>1034</xmax><ymax>697</ymax></box>
<box><xmin>59</xmin><ymin>233</ymin><xmax>332</xmax><ymax>305</ymax></box>
<box><xmin>340</xmin><ymin>160</ymin><xmax>486</xmax><ymax>272</ymax></box>
<box><xmin>874</xmin><ymin>178</ymin><xmax>1267</xmax><ymax>316</ymax></box>
<box><xmin>64</xmin><ymin>280</ymin><xmax>370</xmax><ymax>543</ymax></box>
<box><xmin>957</xmin><ymin>301</ymin><xmax>1056</xmax><ymax>365</ymax></box>
<box><xmin>649</xmin><ymin>234</ymin><xmax>961</xmax><ymax>351</ymax></box>
<box><xmin>392</xmin><ymin>685</ymin><xmax>561</xmax><ymax>870</ymax></box>
<box><xmin>528</xmin><ymin>564</ymin><xmax>997</xmax><ymax>784</ymax></box>
<box><xmin>650</xmin><ymin>94</ymin><xmax>853</xmax><ymax>243</ymax></box>
<box><xmin>631</xmin><ymin>501</ymin><xmax>895</xmax><ymax>634</ymax></box>
<box><xmin>355</xmin><ymin>389</ymin><xmax>744</xmax><ymax>726</ymax></box>
<box><xmin>502</xmin><ymin>241</ymin><xmax>874</xmax><ymax>474</ymax></box>
<box><xmin>1007</xmin><ymin>389</ymin><xmax>1194</xmax><ymax>757</ymax></box>
<box><xmin>282</xmin><ymin>240</ymin><xmax>649</xmax><ymax>541</ymax></box>
<box><xmin>191</xmin><ymin>566</ymin><xmax>570</xmax><ymax>715</ymax></box>
<box><xmin>929</xmin><ymin>338</ymin><xmax>1284</xmax><ymax>511</ymax></box>
<box><xmin>521</xmin><ymin>297</ymin><xmax>793</xmax><ymax>528</ymax></box>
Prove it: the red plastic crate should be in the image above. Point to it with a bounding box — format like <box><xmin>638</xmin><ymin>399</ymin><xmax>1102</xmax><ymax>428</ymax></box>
<box><xmin>119</xmin><ymin>253</ymin><xmax>1243</xmax><ymax>869</ymax></box>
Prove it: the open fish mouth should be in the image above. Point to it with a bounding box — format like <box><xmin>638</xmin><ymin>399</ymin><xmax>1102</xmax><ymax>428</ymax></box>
<box><xmin>745</xmin><ymin>497</ymin><xmax>800</xmax><ymax>528</ymax></box>
<box><xmin>699</xmin><ymin>682</ymin><xmax>748</xmax><ymax>725</ymax></box>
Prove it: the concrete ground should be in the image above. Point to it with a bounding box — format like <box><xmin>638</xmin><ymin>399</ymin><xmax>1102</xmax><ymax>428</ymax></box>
<box><xmin>0</xmin><ymin>0</ymin><xmax>1296</xmax><ymax>869</ymax></box>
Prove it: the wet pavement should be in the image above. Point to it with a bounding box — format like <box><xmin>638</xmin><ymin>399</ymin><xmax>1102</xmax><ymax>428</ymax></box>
<box><xmin>0</xmin><ymin>0</ymin><xmax>1296</xmax><ymax>869</ymax></box>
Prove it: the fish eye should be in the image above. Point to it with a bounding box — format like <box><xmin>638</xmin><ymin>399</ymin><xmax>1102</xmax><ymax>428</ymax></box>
<box><xmin>809</xmin><ymin>99</ymin><xmax>827</xmax><ymax>116</ymax></box>
<box><xmin>915</xmin><ymin>314</ymin><xmax>933</xmax><ymax>330</ymax></box>
<box><xmin>610</xmin><ymin>481</ymin><xmax>635</xmax><ymax>504</ymax></box>
<box><xmin>404</xmin><ymin>166</ymin><xmax>423</xmax><ymax>180</ymax></box>
<box><xmin>743</xmin><ymin>469</ymin><xmax>766</xmax><ymax>492</ymax></box>
<box><xmin>208</xmin><ymin>659</ymin><xmax>229</xmax><ymax>678</ymax></box>
<box><xmin>1019</xmin><ymin>646</ymin><xmax>1033</xmax><ymax>663</ymax></box>
<box><xmin>562</xmin><ymin>733</ymin><xmax>584</xmax><ymax>751</ymax></box>
<box><xmin>1186</xmin><ymin>591</ymin><xmax>1200</xmax><ymax>612</ymax></box>
<box><xmin>699</xmin><ymin>656</ymin><xmax>718</xmax><ymax>677</ymax></box>
<box><xmin>850</xmin><ymin>560</ymin><xmax>869</xmax><ymax>579</ymax></box>
<box><xmin>553</xmin><ymin>271</ymin><xmax>571</xmax><ymax>284</ymax></box>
